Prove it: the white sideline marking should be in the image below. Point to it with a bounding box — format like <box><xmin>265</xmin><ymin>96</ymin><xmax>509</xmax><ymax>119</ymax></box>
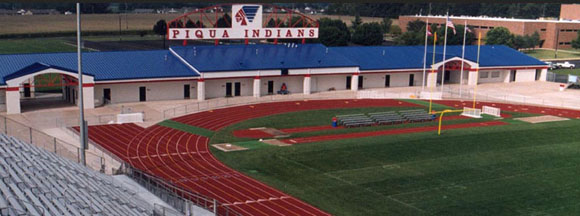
<box><xmin>222</xmin><ymin>196</ymin><xmax>291</xmax><ymax>206</ymax></box>
<box><xmin>129</xmin><ymin>151</ymin><xmax>208</xmax><ymax>159</ymax></box>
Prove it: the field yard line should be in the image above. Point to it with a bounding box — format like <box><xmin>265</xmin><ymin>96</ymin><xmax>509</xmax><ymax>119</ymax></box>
<box><xmin>276</xmin><ymin>155</ymin><xmax>426</xmax><ymax>213</ymax></box>
<box><xmin>62</xmin><ymin>41</ymin><xmax>100</xmax><ymax>51</ymax></box>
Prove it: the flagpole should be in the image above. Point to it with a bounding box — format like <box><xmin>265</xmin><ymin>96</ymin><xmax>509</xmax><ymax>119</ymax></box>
<box><xmin>421</xmin><ymin>19</ymin><xmax>429</xmax><ymax>92</ymax></box>
<box><xmin>459</xmin><ymin>20</ymin><xmax>467</xmax><ymax>98</ymax></box>
<box><xmin>473</xmin><ymin>32</ymin><xmax>481</xmax><ymax>109</ymax></box>
<box><xmin>76</xmin><ymin>2</ymin><xmax>87</xmax><ymax>166</ymax></box>
<box><xmin>429</xmin><ymin>32</ymin><xmax>437</xmax><ymax>114</ymax></box>
<box><xmin>441</xmin><ymin>11</ymin><xmax>449</xmax><ymax>94</ymax></box>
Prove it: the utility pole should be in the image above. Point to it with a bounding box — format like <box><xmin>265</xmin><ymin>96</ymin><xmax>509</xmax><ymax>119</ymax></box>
<box><xmin>555</xmin><ymin>27</ymin><xmax>559</xmax><ymax>59</ymax></box>
<box><xmin>76</xmin><ymin>2</ymin><xmax>87</xmax><ymax>166</ymax></box>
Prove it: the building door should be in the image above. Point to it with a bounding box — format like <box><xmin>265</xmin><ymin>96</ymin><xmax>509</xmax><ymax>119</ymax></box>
<box><xmin>346</xmin><ymin>76</ymin><xmax>352</xmax><ymax>89</ymax></box>
<box><xmin>267</xmin><ymin>81</ymin><xmax>274</xmax><ymax>94</ymax></box>
<box><xmin>103</xmin><ymin>88</ymin><xmax>111</xmax><ymax>103</ymax></box>
<box><xmin>535</xmin><ymin>69</ymin><xmax>541</xmax><ymax>80</ymax></box>
<box><xmin>184</xmin><ymin>85</ymin><xmax>190</xmax><ymax>99</ymax></box>
<box><xmin>139</xmin><ymin>86</ymin><xmax>146</xmax><ymax>102</ymax></box>
<box><xmin>510</xmin><ymin>70</ymin><xmax>517</xmax><ymax>82</ymax></box>
<box><xmin>358</xmin><ymin>76</ymin><xmax>364</xmax><ymax>89</ymax></box>
<box><xmin>23</xmin><ymin>84</ymin><xmax>31</xmax><ymax>98</ymax></box>
<box><xmin>385</xmin><ymin>75</ymin><xmax>390</xmax><ymax>87</ymax></box>
<box><xmin>409</xmin><ymin>74</ymin><xmax>415</xmax><ymax>86</ymax></box>
<box><xmin>444</xmin><ymin>71</ymin><xmax>450</xmax><ymax>82</ymax></box>
<box><xmin>72</xmin><ymin>90</ymin><xmax>75</xmax><ymax>104</ymax></box>
<box><xmin>225</xmin><ymin>82</ymin><xmax>232</xmax><ymax>97</ymax></box>
<box><xmin>234</xmin><ymin>82</ymin><xmax>241</xmax><ymax>96</ymax></box>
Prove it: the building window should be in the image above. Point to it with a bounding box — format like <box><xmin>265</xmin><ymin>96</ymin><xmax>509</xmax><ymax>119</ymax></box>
<box><xmin>480</xmin><ymin>72</ymin><xmax>489</xmax><ymax>78</ymax></box>
<box><xmin>489</xmin><ymin>27</ymin><xmax>494</xmax><ymax>29</ymax></box>
<box><xmin>491</xmin><ymin>71</ymin><xmax>500</xmax><ymax>78</ymax></box>
<box><xmin>540</xmin><ymin>28</ymin><xmax>546</xmax><ymax>31</ymax></box>
<box><xmin>481</xmin><ymin>26</ymin><xmax>489</xmax><ymax>29</ymax></box>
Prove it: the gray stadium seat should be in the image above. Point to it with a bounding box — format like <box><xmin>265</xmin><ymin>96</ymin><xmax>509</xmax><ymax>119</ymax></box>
<box><xmin>0</xmin><ymin>134</ymin><xmax>153</xmax><ymax>215</ymax></box>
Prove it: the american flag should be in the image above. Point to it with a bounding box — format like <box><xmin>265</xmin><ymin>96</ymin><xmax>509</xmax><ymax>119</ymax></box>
<box><xmin>466</xmin><ymin>26</ymin><xmax>472</xmax><ymax>33</ymax></box>
<box><xmin>446</xmin><ymin>17</ymin><xmax>456</xmax><ymax>34</ymax></box>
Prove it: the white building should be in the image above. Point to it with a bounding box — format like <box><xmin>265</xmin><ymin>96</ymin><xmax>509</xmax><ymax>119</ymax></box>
<box><xmin>0</xmin><ymin>43</ymin><xmax>548</xmax><ymax>114</ymax></box>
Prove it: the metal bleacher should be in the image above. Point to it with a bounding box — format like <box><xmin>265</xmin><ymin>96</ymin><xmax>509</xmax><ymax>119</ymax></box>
<box><xmin>0</xmin><ymin>134</ymin><xmax>152</xmax><ymax>216</ymax></box>
<box><xmin>337</xmin><ymin>109</ymin><xmax>434</xmax><ymax>128</ymax></box>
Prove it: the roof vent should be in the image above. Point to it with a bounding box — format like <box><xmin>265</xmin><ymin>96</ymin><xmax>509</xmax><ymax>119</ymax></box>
<box><xmin>256</xmin><ymin>48</ymin><xmax>258</xmax><ymax>55</ymax></box>
<box><xmin>325</xmin><ymin>48</ymin><xmax>328</xmax><ymax>54</ymax></box>
<box><xmin>194</xmin><ymin>47</ymin><xmax>197</xmax><ymax>57</ymax></box>
<box><xmin>383</xmin><ymin>50</ymin><xmax>385</xmax><ymax>56</ymax></box>
<box><xmin>164</xmin><ymin>54</ymin><xmax>167</xmax><ymax>61</ymax></box>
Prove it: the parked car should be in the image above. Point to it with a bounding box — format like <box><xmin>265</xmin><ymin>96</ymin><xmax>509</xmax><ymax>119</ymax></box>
<box><xmin>545</xmin><ymin>61</ymin><xmax>556</xmax><ymax>70</ymax></box>
<box><xmin>555</xmin><ymin>61</ymin><xmax>576</xmax><ymax>69</ymax></box>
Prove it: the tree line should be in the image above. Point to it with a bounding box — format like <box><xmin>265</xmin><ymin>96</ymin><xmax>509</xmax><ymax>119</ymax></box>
<box><xmin>397</xmin><ymin>19</ymin><xmax>541</xmax><ymax>50</ymax></box>
<box><xmin>326</xmin><ymin>3</ymin><xmax>561</xmax><ymax>19</ymax></box>
<box><xmin>153</xmin><ymin>14</ymin><xmax>390</xmax><ymax>47</ymax></box>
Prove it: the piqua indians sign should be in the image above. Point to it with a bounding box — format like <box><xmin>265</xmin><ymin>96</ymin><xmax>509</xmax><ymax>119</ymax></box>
<box><xmin>168</xmin><ymin>4</ymin><xmax>319</xmax><ymax>40</ymax></box>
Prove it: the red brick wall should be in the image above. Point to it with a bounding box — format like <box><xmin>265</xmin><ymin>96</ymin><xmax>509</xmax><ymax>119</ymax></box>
<box><xmin>560</xmin><ymin>4</ymin><xmax>580</xmax><ymax>21</ymax></box>
<box><xmin>398</xmin><ymin>16</ymin><xmax>580</xmax><ymax>49</ymax></box>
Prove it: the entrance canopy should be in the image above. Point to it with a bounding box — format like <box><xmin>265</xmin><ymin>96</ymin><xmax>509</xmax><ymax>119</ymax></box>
<box><xmin>4</xmin><ymin>62</ymin><xmax>94</xmax><ymax>87</ymax></box>
<box><xmin>430</xmin><ymin>57</ymin><xmax>478</xmax><ymax>71</ymax></box>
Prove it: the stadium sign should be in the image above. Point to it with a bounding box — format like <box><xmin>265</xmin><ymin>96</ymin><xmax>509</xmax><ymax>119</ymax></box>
<box><xmin>168</xmin><ymin>4</ymin><xmax>319</xmax><ymax>40</ymax></box>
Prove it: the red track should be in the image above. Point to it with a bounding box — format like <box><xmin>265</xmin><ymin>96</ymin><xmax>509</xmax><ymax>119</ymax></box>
<box><xmin>81</xmin><ymin>99</ymin><xmax>574</xmax><ymax>215</ymax></box>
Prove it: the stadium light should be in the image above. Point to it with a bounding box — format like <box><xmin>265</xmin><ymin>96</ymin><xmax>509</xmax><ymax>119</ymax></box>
<box><xmin>77</xmin><ymin>2</ymin><xmax>87</xmax><ymax>166</ymax></box>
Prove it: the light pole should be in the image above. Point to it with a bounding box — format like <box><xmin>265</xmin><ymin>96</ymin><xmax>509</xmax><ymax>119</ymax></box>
<box><xmin>76</xmin><ymin>2</ymin><xmax>87</xmax><ymax>166</ymax></box>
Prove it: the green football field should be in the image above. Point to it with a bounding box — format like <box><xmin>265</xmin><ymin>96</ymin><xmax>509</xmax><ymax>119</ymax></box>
<box><xmin>208</xmin><ymin>102</ymin><xmax>580</xmax><ymax>215</ymax></box>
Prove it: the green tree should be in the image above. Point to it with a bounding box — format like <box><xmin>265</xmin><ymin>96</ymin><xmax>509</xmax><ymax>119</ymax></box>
<box><xmin>406</xmin><ymin>19</ymin><xmax>426</xmax><ymax>32</ymax></box>
<box><xmin>216</xmin><ymin>13</ymin><xmax>231</xmax><ymax>28</ymax></box>
<box><xmin>571</xmin><ymin>31</ymin><xmax>580</xmax><ymax>49</ymax></box>
<box><xmin>528</xmin><ymin>31</ymin><xmax>540</xmax><ymax>48</ymax></box>
<box><xmin>153</xmin><ymin>19</ymin><xmax>167</xmax><ymax>49</ymax></box>
<box><xmin>351</xmin><ymin>13</ymin><xmax>362</xmax><ymax>29</ymax></box>
<box><xmin>318</xmin><ymin>18</ymin><xmax>350</xmax><ymax>46</ymax></box>
<box><xmin>381</xmin><ymin>17</ymin><xmax>392</xmax><ymax>33</ymax></box>
<box><xmin>352</xmin><ymin>22</ymin><xmax>384</xmax><ymax>46</ymax></box>
<box><xmin>435</xmin><ymin>25</ymin><xmax>476</xmax><ymax>45</ymax></box>
<box><xmin>390</xmin><ymin>25</ymin><xmax>402</xmax><ymax>36</ymax></box>
<box><xmin>485</xmin><ymin>27</ymin><xmax>514</xmax><ymax>47</ymax></box>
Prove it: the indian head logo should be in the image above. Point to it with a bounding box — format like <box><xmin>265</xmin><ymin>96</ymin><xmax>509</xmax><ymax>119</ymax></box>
<box><xmin>235</xmin><ymin>5</ymin><xmax>260</xmax><ymax>26</ymax></box>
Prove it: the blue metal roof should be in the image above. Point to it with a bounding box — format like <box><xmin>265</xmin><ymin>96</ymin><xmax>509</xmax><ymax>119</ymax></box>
<box><xmin>4</xmin><ymin>62</ymin><xmax>86</xmax><ymax>81</ymax></box>
<box><xmin>0</xmin><ymin>44</ymin><xmax>546</xmax><ymax>86</ymax></box>
<box><xmin>331</xmin><ymin>45</ymin><xmax>547</xmax><ymax>71</ymax></box>
<box><xmin>0</xmin><ymin>50</ymin><xmax>197</xmax><ymax>85</ymax></box>
<box><xmin>170</xmin><ymin>43</ymin><xmax>359</xmax><ymax>72</ymax></box>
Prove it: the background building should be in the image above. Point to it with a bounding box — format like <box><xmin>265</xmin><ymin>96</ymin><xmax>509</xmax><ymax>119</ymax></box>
<box><xmin>399</xmin><ymin>4</ymin><xmax>580</xmax><ymax>50</ymax></box>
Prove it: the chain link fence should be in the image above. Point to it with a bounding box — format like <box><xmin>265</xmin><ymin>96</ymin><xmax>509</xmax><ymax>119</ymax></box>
<box><xmin>125</xmin><ymin>166</ymin><xmax>242</xmax><ymax>216</ymax></box>
<box><xmin>442</xmin><ymin>86</ymin><xmax>580</xmax><ymax>110</ymax></box>
<box><xmin>162</xmin><ymin>92</ymin><xmax>357</xmax><ymax>120</ymax></box>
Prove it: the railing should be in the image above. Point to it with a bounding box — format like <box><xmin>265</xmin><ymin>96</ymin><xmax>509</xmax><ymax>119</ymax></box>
<box><xmin>0</xmin><ymin>115</ymin><xmax>106</xmax><ymax>173</ymax></box>
<box><xmin>442</xmin><ymin>86</ymin><xmax>580</xmax><ymax>110</ymax></box>
<box><xmin>125</xmin><ymin>166</ymin><xmax>243</xmax><ymax>216</ymax></box>
<box><xmin>162</xmin><ymin>92</ymin><xmax>357</xmax><ymax>120</ymax></box>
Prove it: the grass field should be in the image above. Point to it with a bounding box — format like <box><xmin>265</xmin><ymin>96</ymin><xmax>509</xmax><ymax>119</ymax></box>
<box><xmin>523</xmin><ymin>49</ymin><xmax>580</xmax><ymax>60</ymax></box>
<box><xmin>210</xmin><ymin>102</ymin><xmax>580</xmax><ymax>215</ymax></box>
<box><xmin>0</xmin><ymin>13</ymin><xmax>387</xmax><ymax>35</ymax></box>
<box><xmin>551</xmin><ymin>68</ymin><xmax>580</xmax><ymax>76</ymax></box>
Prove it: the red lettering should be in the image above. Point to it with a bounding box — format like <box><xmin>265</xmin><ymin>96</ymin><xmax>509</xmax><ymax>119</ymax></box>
<box><xmin>244</xmin><ymin>29</ymin><xmax>249</xmax><ymax>38</ymax></box>
<box><xmin>209</xmin><ymin>30</ymin><xmax>216</xmax><ymax>38</ymax></box>
<box><xmin>252</xmin><ymin>29</ymin><xmax>260</xmax><ymax>38</ymax></box>
<box><xmin>222</xmin><ymin>30</ymin><xmax>229</xmax><ymax>38</ymax></box>
<box><xmin>195</xmin><ymin>30</ymin><xmax>203</xmax><ymax>38</ymax></box>
<box><xmin>285</xmin><ymin>29</ymin><xmax>293</xmax><ymax>37</ymax></box>
<box><xmin>309</xmin><ymin>29</ymin><xmax>315</xmax><ymax>37</ymax></box>
<box><xmin>297</xmin><ymin>29</ymin><xmax>304</xmax><ymax>37</ymax></box>
<box><xmin>277</xmin><ymin>29</ymin><xmax>281</xmax><ymax>37</ymax></box>
<box><xmin>265</xmin><ymin>29</ymin><xmax>272</xmax><ymax>37</ymax></box>
<box><xmin>172</xmin><ymin>30</ymin><xmax>180</xmax><ymax>39</ymax></box>
<box><xmin>185</xmin><ymin>30</ymin><xmax>190</xmax><ymax>39</ymax></box>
